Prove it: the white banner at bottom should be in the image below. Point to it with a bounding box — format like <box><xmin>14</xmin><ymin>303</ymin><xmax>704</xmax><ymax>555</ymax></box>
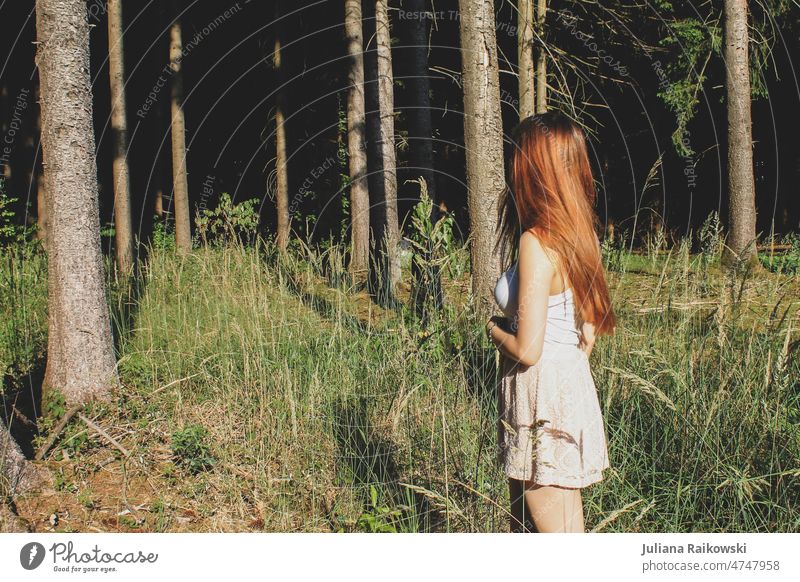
<box><xmin>1</xmin><ymin>532</ymin><xmax>798</xmax><ymax>581</ymax></box>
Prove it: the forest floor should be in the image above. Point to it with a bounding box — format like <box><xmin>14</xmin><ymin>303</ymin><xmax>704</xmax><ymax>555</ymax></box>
<box><xmin>3</xmin><ymin>242</ymin><xmax>800</xmax><ymax>533</ymax></box>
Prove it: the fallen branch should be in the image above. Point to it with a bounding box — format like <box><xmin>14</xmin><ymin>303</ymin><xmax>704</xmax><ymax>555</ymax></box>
<box><xmin>34</xmin><ymin>404</ymin><xmax>84</xmax><ymax>461</ymax></box>
<box><xmin>149</xmin><ymin>373</ymin><xmax>201</xmax><ymax>398</ymax></box>
<box><xmin>77</xmin><ymin>413</ymin><xmax>130</xmax><ymax>458</ymax></box>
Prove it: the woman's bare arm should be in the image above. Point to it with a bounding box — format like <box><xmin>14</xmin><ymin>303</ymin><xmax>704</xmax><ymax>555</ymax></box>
<box><xmin>486</xmin><ymin>231</ymin><xmax>555</xmax><ymax>367</ymax></box>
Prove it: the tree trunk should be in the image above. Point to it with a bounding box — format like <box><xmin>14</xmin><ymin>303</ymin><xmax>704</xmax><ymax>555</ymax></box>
<box><xmin>153</xmin><ymin>90</ymin><xmax>165</xmax><ymax>219</ymax></box>
<box><xmin>345</xmin><ymin>0</ymin><xmax>370</xmax><ymax>280</ymax></box>
<box><xmin>1</xmin><ymin>419</ymin><xmax>41</xmax><ymax>497</ymax></box>
<box><xmin>534</xmin><ymin>0</ymin><xmax>547</xmax><ymax>113</ymax></box>
<box><xmin>458</xmin><ymin>0</ymin><xmax>505</xmax><ymax>314</ymax></box>
<box><xmin>407</xmin><ymin>0</ymin><xmax>437</xmax><ymax>204</ymax></box>
<box><xmin>274</xmin><ymin>1</ymin><xmax>290</xmax><ymax>252</ymax></box>
<box><xmin>169</xmin><ymin>0</ymin><xmax>192</xmax><ymax>253</ymax></box>
<box><xmin>153</xmin><ymin>1</ymin><xmax>167</xmax><ymax>220</ymax></box>
<box><xmin>407</xmin><ymin>0</ymin><xmax>443</xmax><ymax>315</ymax></box>
<box><xmin>36</xmin><ymin>0</ymin><xmax>119</xmax><ymax>404</ymax></box>
<box><xmin>517</xmin><ymin>0</ymin><xmax>535</xmax><ymax>119</ymax></box>
<box><xmin>721</xmin><ymin>0</ymin><xmax>758</xmax><ymax>266</ymax></box>
<box><xmin>373</xmin><ymin>0</ymin><xmax>401</xmax><ymax>294</ymax></box>
<box><xmin>107</xmin><ymin>0</ymin><xmax>134</xmax><ymax>274</ymax></box>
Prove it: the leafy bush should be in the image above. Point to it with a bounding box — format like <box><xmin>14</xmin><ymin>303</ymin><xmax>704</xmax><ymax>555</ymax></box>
<box><xmin>0</xmin><ymin>189</ymin><xmax>36</xmax><ymax>248</ymax></box>
<box><xmin>759</xmin><ymin>233</ymin><xmax>800</xmax><ymax>274</ymax></box>
<box><xmin>195</xmin><ymin>192</ymin><xmax>260</xmax><ymax>246</ymax></box>
<box><xmin>171</xmin><ymin>424</ymin><xmax>215</xmax><ymax>474</ymax></box>
<box><xmin>151</xmin><ymin>215</ymin><xmax>176</xmax><ymax>252</ymax></box>
<box><xmin>408</xmin><ymin>177</ymin><xmax>455</xmax><ymax>322</ymax></box>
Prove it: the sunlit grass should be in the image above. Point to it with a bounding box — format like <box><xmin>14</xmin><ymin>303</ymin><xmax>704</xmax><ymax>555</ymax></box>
<box><xmin>2</xmin><ymin>235</ymin><xmax>798</xmax><ymax>532</ymax></box>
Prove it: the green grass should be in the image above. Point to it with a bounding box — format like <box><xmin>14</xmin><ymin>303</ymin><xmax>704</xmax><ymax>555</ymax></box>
<box><xmin>2</xmin><ymin>236</ymin><xmax>798</xmax><ymax>532</ymax></box>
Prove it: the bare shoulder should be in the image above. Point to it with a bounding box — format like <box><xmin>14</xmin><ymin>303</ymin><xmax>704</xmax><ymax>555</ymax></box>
<box><xmin>519</xmin><ymin>230</ymin><xmax>557</xmax><ymax>276</ymax></box>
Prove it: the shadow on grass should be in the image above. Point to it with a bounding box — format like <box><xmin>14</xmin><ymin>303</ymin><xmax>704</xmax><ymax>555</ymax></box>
<box><xmin>328</xmin><ymin>395</ymin><xmax>442</xmax><ymax>532</ymax></box>
<box><xmin>277</xmin><ymin>262</ymin><xmax>375</xmax><ymax>336</ymax></box>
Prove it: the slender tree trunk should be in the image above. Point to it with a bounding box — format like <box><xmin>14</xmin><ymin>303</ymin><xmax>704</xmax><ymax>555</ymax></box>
<box><xmin>407</xmin><ymin>0</ymin><xmax>443</xmax><ymax>314</ymax></box>
<box><xmin>36</xmin><ymin>0</ymin><xmax>119</xmax><ymax>404</ymax></box>
<box><xmin>153</xmin><ymin>90</ymin><xmax>165</xmax><ymax>219</ymax></box>
<box><xmin>107</xmin><ymin>0</ymin><xmax>134</xmax><ymax>274</ymax></box>
<box><xmin>344</xmin><ymin>0</ymin><xmax>370</xmax><ymax>279</ymax></box>
<box><xmin>154</xmin><ymin>1</ymin><xmax>167</xmax><ymax>220</ymax></box>
<box><xmin>458</xmin><ymin>0</ymin><xmax>505</xmax><ymax>314</ymax></box>
<box><xmin>722</xmin><ymin>0</ymin><xmax>758</xmax><ymax>266</ymax></box>
<box><xmin>407</xmin><ymin>0</ymin><xmax>436</xmax><ymax>203</ymax></box>
<box><xmin>534</xmin><ymin>0</ymin><xmax>547</xmax><ymax>113</ymax></box>
<box><xmin>517</xmin><ymin>0</ymin><xmax>535</xmax><ymax>119</ymax></box>
<box><xmin>274</xmin><ymin>1</ymin><xmax>290</xmax><ymax>252</ymax></box>
<box><xmin>169</xmin><ymin>0</ymin><xmax>191</xmax><ymax>253</ymax></box>
<box><xmin>363</xmin><ymin>2</ymin><xmax>383</xmax><ymax>286</ymax></box>
<box><xmin>374</xmin><ymin>0</ymin><xmax>400</xmax><ymax>292</ymax></box>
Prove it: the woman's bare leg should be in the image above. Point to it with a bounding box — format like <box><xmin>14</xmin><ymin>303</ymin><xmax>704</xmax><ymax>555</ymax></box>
<box><xmin>522</xmin><ymin>481</ymin><xmax>585</xmax><ymax>533</ymax></box>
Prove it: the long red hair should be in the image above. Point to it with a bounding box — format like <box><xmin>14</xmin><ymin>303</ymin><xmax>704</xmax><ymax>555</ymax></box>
<box><xmin>500</xmin><ymin>112</ymin><xmax>616</xmax><ymax>335</ymax></box>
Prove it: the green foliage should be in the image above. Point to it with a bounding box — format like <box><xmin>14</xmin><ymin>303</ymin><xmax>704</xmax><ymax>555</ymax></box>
<box><xmin>759</xmin><ymin>233</ymin><xmax>800</xmax><ymax>274</ymax></box>
<box><xmin>601</xmin><ymin>230</ymin><xmax>630</xmax><ymax>273</ymax></box>
<box><xmin>0</xmin><ymin>189</ymin><xmax>35</xmax><ymax>247</ymax></box>
<box><xmin>337</xmin><ymin>92</ymin><xmax>351</xmax><ymax>241</ymax></box>
<box><xmin>408</xmin><ymin>177</ymin><xmax>455</xmax><ymax>323</ymax></box>
<box><xmin>698</xmin><ymin>211</ymin><xmax>724</xmax><ymax>262</ymax></box>
<box><xmin>0</xmin><ymin>243</ymin><xmax>47</xmax><ymax>380</ymax></box>
<box><xmin>100</xmin><ymin>221</ymin><xmax>116</xmax><ymax>239</ymax></box>
<box><xmin>171</xmin><ymin>424</ymin><xmax>215</xmax><ymax>474</ymax></box>
<box><xmin>151</xmin><ymin>215</ymin><xmax>176</xmax><ymax>252</ymax></box>
<box><xmin>355</xmin><ymin>485</ymin><xmax>416</xmax><ymax>533</ymax></box>
<box><xmin>656</xmin><ymin>17</ymin><xmax>719</xmax><ymax>157</ymax></box>
<box><xmin>195</xmin><ymin>192</ymin><xmax>260</xmax><ymax>246</ymax></box>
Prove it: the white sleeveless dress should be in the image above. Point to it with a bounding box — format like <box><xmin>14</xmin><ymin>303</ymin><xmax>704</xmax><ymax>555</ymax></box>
<box><xmin>494</xmin><ymin>263</ymin><xmax>610</xmax><ymax>488</ymax></box>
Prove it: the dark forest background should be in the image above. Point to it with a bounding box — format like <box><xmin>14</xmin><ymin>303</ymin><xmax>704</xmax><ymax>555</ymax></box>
<box><xmin>1</xmin><ymin>0</ymin><xmax>799</xmax><ymax>253</ymax></box>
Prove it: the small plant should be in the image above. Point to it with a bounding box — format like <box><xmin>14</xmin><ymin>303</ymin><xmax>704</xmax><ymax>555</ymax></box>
<box><xmin>171</xmin><ymin>424</ymin><xmax>215</xmax><ymax>474</ymax></box>
<box><xmin>77</xmin><ymin>489</ymin><xmax>96</xmax><ymax>509</ymax></box>
<box><xmin>356</xmin><ymin>485</ymin><xmax>409</xmax><ymax>533</ymax></box>
<box><xmin>698</xmin><ymin>211</ymin><xmax>723</xmax><ymax>262</ymax></box>
<box><xmin>601</xmin><ymin>231</ymin><xmax>628</xmax><ymax>273</ymax></box>
<box><xmin>195</xmin><ymin>192</ymin><xmax>260</xmax><ymax>247</ymax></box>
<box><xmin>645</xmin><ymin>225</ymin><xmax>667</xmax><ymax>267</ymax></box>
<box><xmin>0</xmin><ymin>189</ymin><xmax>34</xmax><ymax>247</ymax></box>
<box><xmin>151</xmin><ymin>215</ymin><xmax>176</xmax><ymax>252</ymax></box>
<box><xmin>408</xmin><ymin>177</ymin><xmax>454</xmax><ymax>323</ymax></box>
<box><xmin>759</xmin><ymin>232</ymin><xmax>800</xmax><ymax>274</ymax></box>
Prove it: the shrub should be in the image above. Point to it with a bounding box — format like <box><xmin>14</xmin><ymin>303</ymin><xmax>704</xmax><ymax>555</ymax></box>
<box><xmin>171</xmin><ymin>424</ymin><xmax>215</xmax><ymax>474</ymax></box>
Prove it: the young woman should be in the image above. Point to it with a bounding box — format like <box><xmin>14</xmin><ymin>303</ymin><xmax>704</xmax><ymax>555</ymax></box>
<box><xmin>486</xmin><ymin>112</ymin><xmax>615</xmax><ymax>533</ymax></box>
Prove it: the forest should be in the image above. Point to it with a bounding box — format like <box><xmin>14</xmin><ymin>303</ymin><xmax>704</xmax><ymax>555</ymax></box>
<box><xmin>0</xmin><ymin>0</ymin><xmax>798</xmax><ymax>533</ymax></box>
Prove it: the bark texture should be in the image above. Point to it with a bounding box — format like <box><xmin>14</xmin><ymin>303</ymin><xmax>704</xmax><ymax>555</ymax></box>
<box><xmin>345</xmin><ymin>0</ymin><xmax>370</xmax><ymax>278</ymax></box>
<box><xmin>36</xmin><ymin>0</ymin><xmax>119</xmax><ymax>404</ymax></box>
<box><xmin>458</xmin><ymin>0</ymin><xmax>505</xmax><ymax>314</ymax></box>
<box><xmin>169</xmin><ymin>1</ymin><xmax>192</xmax><ymax>252</ymax></box>
<box><xmin>517</xmin><ymin>0</ymin><xmax>535</xmax><ymax>119</ymax></box>
<box><xmin>722</xmin><ymin>0</ymin><xmax>758</xmax><ymax>265</ymax></box>
<box><xmin>535</xmin><ymin>0</ymin><xmax>547</xmax><ymax>113</ymax></box>
<box><xmin>374</xmin><ymin>0</ymin><xmax>401</xmax><ymax>291</ymax></box>
<box><xmin>108</xmin><ymin>0</ymin><xmax>134</xmax><ymax>274</ymax></box>
<box><xmin>1</xmin><ymin>420</ymin><xmax>45</xmax><ymax>498</ymax></box>
<box><xmin>35</xmin><ymin>81</ymin><xmax>47</xmax><ymax>244</ymax></box>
